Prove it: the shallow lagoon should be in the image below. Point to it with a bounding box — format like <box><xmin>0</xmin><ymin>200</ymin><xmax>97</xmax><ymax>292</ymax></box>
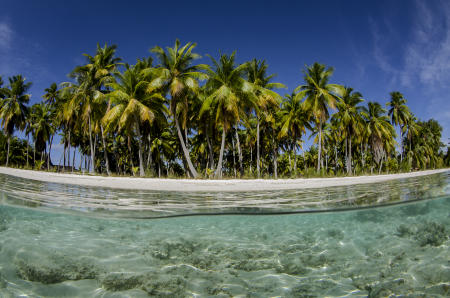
<box><xmin>0</xmin><ymin>172</ymin><xmax>449</xmax><ymax>297</ymax></box>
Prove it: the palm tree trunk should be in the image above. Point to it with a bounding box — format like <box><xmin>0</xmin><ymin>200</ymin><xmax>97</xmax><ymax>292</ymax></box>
<box><xmin>345</xmin><ymin>136</ymin><xmax>348</xmax><ymax>173</ymax></box>
<box><xmin>348</xmin><ymin>133</ymin><xmax>352</xmax><ymax>175</ymax></box>
<box><xmin>317</xmin><ymin>119</ymin><xmax>322</xmax><ymax>172</ymax></box>
<box><xmin>47</xmin><ymin>134</ymin><xmax>53</xmax><ymax>171</ymax></box>
<box><xmin>272</xmin><ymin>133</ymin><xmax>277</xmax><ymax>179</ymax></box>
<box><xmin>68</xmin><ymin>130</ymin><xmax>71</xmax><ymax>170</ymax></box>
<box><xmin>128</xmin><ymin>136</ymin><xmax>134</xmax><ymax>175</ymax></box>
<box><xmin>256</xmin><ymin>116</ymin><xmax>260</xmax><ymax>178</ymax></box>
<box><xmin>158</xmin><ymin>157</ymin><xmax>161</xmax><ymax>178</ymax></box>
<box><xmin>303</xmin><ymin>150</ymin><xmax>306</xmax><ymax>172</ymax></box>
<box><xmin>250</xmin><ymin>146</ymin><xmax>253</xmax><ymax>174</ymax></box>
<box><xmin>174</xmin><ymin>116</ymin><xmax>198</xmax><ymax>178</ymax></box>
<box><xmin>6</xmin><ymin>135</ymin><xmax>10</xmax><ymax>167</ymax></box>
<box><xmin>360</xmin><ymin>143</ymin><xmax>363</xmax><ymax>169</ymax></box>
<box><xmin>26</xmin><ymin>134</ymin><xmax>29</xmax><ymax>168</ymax></box>
<box><xmin>335</xmin><ymin>145</ymin><xmax>338</xmax><ymax>172</ymax></box>
<box><xmin>146</xmin><ymin>134</ymin><xmax>152</xmax><ymax>170</ymax></box>
<box><xmin>378</xmin><ymin>152</ymin><xmax>384</xmax><ymax>174</ymax></box>
<box><xmin>294</xmin><ymin>146</ymin><xmax>298</xmax><ymax>174</ymax></box>
<box><xmin>63</xmin><ymin>134</ymin><xmax>66</xmax><ymax>170</ymax></box>
<box><xmin>101</xmin><ymin>125</ymin><xmax>111</xmax><ymax>176</ymax></box>
<box><xmin>34</xmin><ymin>139</ymin><xmax>36</xmax><ymax>167</ymax></box>
<box><xmin>135</xmin><ymin>123</ymin><xmax>145</xmax><ymax>177</ymax></box>
<box><xmin>400</xmin><ymin>125</ymin><xmax>403</xmax><ymax>163</ymax></box>
<box><xmin>206</xmin><ymin>128</ymin><xmax>214</xmax><ymax>170</ymax></box>
<box><xmin>288</xmin><ymin>151</ymin><xmax>292</xmax><ymax>173</ymax></box>
<box><xmin>235</xmin><ymin>127</ymin><xmax>243</xmax><ymax>177</ymax></box>
<box><xmin>232</xmin><ymin>137</ymin><xmax>236</xmax><ymax>178</ymax></box>
<box><xmin>215</xmin><ymin>127</ymin><xmax>226</xmax><ymax>179</ymax></box>
<box><xmin>88</xmin><ymin>115</ymin><xmax>95</xmax><ymax>174</ymax></box>
<box><xmin>79</xmin><ymin>150</ymin><xmax>83</xmax><ymax>172</ymax></box>
<box><xmin>72</xmin><ymin>147</ymin><xmax>76</xmax><ymax>172</ymax></box>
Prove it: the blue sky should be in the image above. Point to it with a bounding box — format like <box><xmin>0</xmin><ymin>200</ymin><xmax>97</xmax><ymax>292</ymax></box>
<box><xmin>0</xmin><ymin>0</ymin><xmax>449</xmax><ymax>163</ymax></box>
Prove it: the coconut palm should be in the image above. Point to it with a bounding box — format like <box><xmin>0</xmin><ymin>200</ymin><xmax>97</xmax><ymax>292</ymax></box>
<box><xmin>387</xmin><ymin>91</ymin><xmax>410</xmax><ymax>162</ymax></box>
<box><xmin>361</xmin><ymin>102</ymin><xmax>396</xmax><ymax>173</ymax></box>
<box><xmin>404</xmin><ymin>113</ymin><xmax>419</xmax><ymax>154</ymax></box>
<box><xmin>102</xmin><ymin>63</ymin><xmax>166</xmax><ymax>176</ymax></box>
<box><xmin>278</xmin><ymin>91</ymin><xmax>311</xmax><ymax>175</ymax></box>
<box><xmin>295</xmin><ymin>62</ymin><xmax>341</xmax><ymax>171</ymax></box>
<box><xmin>0</xmin><ymin>75</ymin><xmax>31</xmax><ymax>166</ymax></box>
<box><xmin>57</xmin><ymin>83</ymin><xmax>80</xmax><ymax>170</ymax></box>
<box><xmin>332</xmin><ymin>87</ymin><xmax>364</xmax><ymax>174</ymax></box>
<box><xmin>151</xmin><ymin>129</ymin><xmax>175</xmax><ymax>177</ymax></box>
<box><xmin>68</xmin><ymin>43</ymin><xmax>121</xmax><ymax>173</ymax></box>
<box><xmin>43</xmin><ymin>83</ymin><xmax>59</xmax><ymax>105</ymax></box>
<box><xmin>151</xmin><ymin>39</ymin><xmax>208</xmax><ymax>178</ymax></box>
<box><xmin>42</xmin><ymin>83</ymin><xmax>60</xmax><ymax>169</ymax></box>
<box><xmin>247</xmin><ymin>59</ymin><xmax>285</xmax><ymax>178</ymax></box>
<box><xmin>200</xmin><ymin>52</ymin><xmax>253</xmax><ymax>178</ymax></box>
<box><xmin>30</xmin><ymin>103</ymin><xmax>53</xmax><ymax>168</ymax></box>
<box><xmin>199</xmin><ymin>52</ymin><xmax>253</xmax><ymax>177</ymax></box>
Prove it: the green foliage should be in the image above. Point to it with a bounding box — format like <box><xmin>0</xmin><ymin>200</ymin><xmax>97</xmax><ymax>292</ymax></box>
<box><xmin>0</xmin><ymin>41</ymin><xmax>446</xmax><ymax>179</ymax></box>
<box><xmin>399</xmin><ymin>160</ymin><xmax>411</xmax><ymax>172</ymax></box>
<box><xmin>34</xmin><ymin>160</ymin><xmax>45</xmax><ymax>170</ymax></box>
<box><xmin>385</xmin><ymin>158</ymin><xmax>399</xmax><ymax>173</ymax></box>
<box><xmin>0</xmin><ymin>131</ymin><xmax>35</xmax><ymax>167</ymax></box>
<box><xmin>132</xmin><ymin>166</ymin><xmax>139</xmax><ymax>176</ymax></box>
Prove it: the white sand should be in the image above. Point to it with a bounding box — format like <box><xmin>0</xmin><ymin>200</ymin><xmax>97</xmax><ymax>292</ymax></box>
<box><xmin>0</xmin><ymin>167</ymin><xmax>448</xmax><ymax>192</ymax></box>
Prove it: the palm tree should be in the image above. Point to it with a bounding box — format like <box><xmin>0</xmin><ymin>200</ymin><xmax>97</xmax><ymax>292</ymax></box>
<box><xmin>200</xmin><ymin>52</ymin><xmax>253</xmax><ymax>178</ymax></box>
<box><xmin>102</xmin><ymin>63</ymin><xmax>166</xmax><ymax>176</ymax></box>
<box><xmin>43</xmin><ymin>83</ymin><xmax>59</xmax><ymax>105</ymax></box>
<box><xmin>42</xmin><ymin>83</ymin><xmax>60</xmax><ymax>169</ymax></box>
<box><xmin>295</xmin><ymin>62</ymin><xmax>341</xmax><ymax>171</ymax></box>
<box><xmin>247</xmin><ymin>59</ymin><xmax>285</xmax><ymax>178</ymax></box>
<box><xmin>30</xmin><ymin>103</ymin><xmax>53</xmax><ymax>168</ymax></box>
<box><xmin>195</xmin><ymin>88</ymin><xmax>216</xmax><ymax>172</ymax></box>
<box><xmin>151</xmin><ymin>129</ymin><xmax>175</xmax><ymax>177</ymax></box>
<box><xmin>68</xmin><ymin>43</ymin><xmax>121</xmax><ymax>173</ymax></box>
<box><xmin>57</xmin><ymin>83</ymin><xmax>79</xmax><ymax>171</ymax></box>
<box><xmin>0</xmin><ymin>75</ymin><xmax>31</xmax><ymax>166</ymax></box>
<box><xmin>387</xmin><ymin>91</ymin><xmax>410</xmax><ymax>162</ymax></box>
<box><xmin>362</xmin><ymin>102</ymin><xmax>396</xmax><ymax>173</ymax></box>
<box><xmin>404</xmin><ymin>113</ymin><xmax>419</xmax><ymax>155</ymax></box>
<box><xmin>151</xmin><ymin>39</ymin><xmax>208</xmax><ymax>178</ymax></box>
<box><xmin>332</xmin><ymin>87</ymin><xmax>364</xmax><ymax>174</ymax></box>
<box><xmin>278</xmin><ymin>91</ymin><xmax>311</xmax><ymax>175</ymax></box>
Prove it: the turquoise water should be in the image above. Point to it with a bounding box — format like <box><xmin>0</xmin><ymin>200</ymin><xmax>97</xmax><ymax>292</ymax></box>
<box><xmin>0</xmin><ymin>172</ymin><xmax>449</xmax><ymax>297</ymax></box>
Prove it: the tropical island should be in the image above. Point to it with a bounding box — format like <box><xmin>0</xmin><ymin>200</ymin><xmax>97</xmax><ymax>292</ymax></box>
<box><xmin>1</xmin><ymin>40</ymin><xmax>449</xmax><ymax>180</ymax></box>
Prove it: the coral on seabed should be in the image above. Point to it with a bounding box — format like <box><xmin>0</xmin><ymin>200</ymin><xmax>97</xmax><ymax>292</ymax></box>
<box><xmin>396</xmin><ymin>221</ymin><xmax>448</xmax><ymax>246</ymax></box>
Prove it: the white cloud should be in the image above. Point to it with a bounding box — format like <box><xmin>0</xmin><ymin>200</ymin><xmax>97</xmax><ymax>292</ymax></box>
<box><xmin>369</xmin><ymin>1</ymin><xmax>450</xmax><ymax>89</ymax></box>
<box><xmin>368</xmin><ymin>2</ymin><xmax>450</xmax><ymax>142</ymax></box>
<box><xmin>368</xmin><ymin>17</ymin><xmax>400</xmax><ymax>87</ymax></box>
<box><xmin>0</xmin><ymin>22</ymin><xmax>12</xmax><ymax>50</ymax></box>
<box><xmin>401</xmin><ymin>0</ymin><xmax>450</xmax><ymax>88</ymax></box>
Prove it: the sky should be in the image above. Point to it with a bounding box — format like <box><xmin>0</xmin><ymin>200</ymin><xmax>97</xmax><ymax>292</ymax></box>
<box><xmin>0</xmin><ymin>0</ymin><xmax>449</xmax><ymax>164</ymax></box>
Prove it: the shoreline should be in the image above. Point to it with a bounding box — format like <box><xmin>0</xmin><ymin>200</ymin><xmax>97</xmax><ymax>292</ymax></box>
<box><xmin>0</xmin><ymin>167</ymin><xmax>448</xmax><ymax>192</ymax></box>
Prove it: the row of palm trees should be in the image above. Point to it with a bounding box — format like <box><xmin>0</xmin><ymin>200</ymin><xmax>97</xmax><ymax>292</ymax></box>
<box><xmin>0</xmin><ymin>40</ymin><xmax>446</xmax><ymax>178</ymax></box>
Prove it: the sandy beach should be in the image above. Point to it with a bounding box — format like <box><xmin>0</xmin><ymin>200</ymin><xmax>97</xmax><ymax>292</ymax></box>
<box><xmin>0</xmin><ymin>167</ymin><xmax>448</xmax><ymax>192</ymax></box>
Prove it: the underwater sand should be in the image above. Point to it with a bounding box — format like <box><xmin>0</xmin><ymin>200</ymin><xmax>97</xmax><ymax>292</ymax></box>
<box><xmin>0</xmin><ymin>172</ymin><xmax>449</xmax><ymax>297</ymax></box>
